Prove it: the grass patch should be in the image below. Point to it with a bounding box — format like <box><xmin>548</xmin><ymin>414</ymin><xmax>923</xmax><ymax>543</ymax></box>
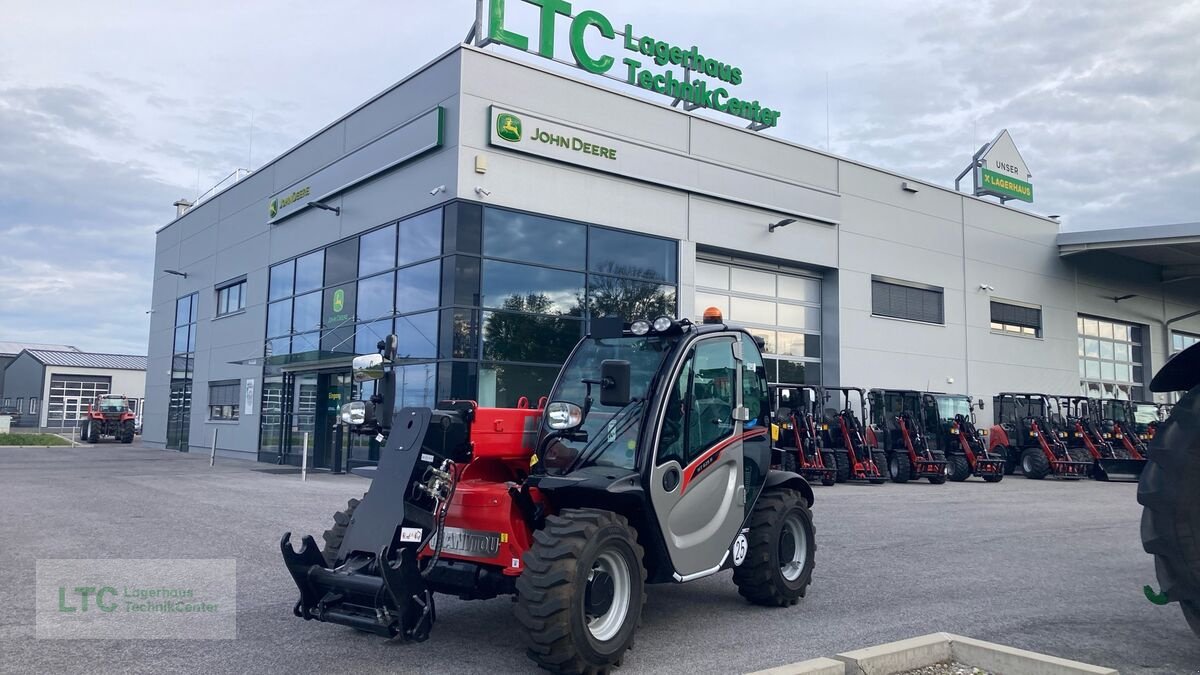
<box><xmin>0</xmin><ymin>433</ymin><xmax>73</xmax><ymax>446</ymax></box>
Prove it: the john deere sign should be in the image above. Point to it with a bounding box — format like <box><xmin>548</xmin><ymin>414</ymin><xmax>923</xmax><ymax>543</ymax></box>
<box><xmin>973</xmin><ymin>129</ymin><xmax>1033</xmax><ymax>203</ymax></box>
<box><xmin>484</xmin><ymin>0</ymin><xmax>782</xmax><ymax>129</ymax></box>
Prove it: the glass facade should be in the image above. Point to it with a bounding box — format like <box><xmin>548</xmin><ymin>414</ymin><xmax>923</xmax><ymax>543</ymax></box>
<box><xmin>1173</xmin><ymin>331</ymin><xmax>1199</xmax><ymax>354</ymax></box>
<box><xmin>694</xmin><ymin>258</ymin><xmax>821</xmax><ymax>385</ymax></box>
<box><xmin>167</xmin><ymin>293</ymin><xmax>197</xmax><ymax>450</ymax></box>
<box><xmin>1078</xmin><ymin>315</ymin><xmax>1144</xmax><ymax>400</ymax></box>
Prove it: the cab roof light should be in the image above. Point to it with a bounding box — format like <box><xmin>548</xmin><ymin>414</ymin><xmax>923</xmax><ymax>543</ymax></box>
<box><xmin>702</xmin><ymin>307</ymin><xmax>724</xmax><ymax>324</ymax></box>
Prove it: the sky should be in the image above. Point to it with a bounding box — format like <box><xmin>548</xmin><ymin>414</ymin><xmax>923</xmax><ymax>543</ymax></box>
<box><xmin>0</xmin><ymin>0</ymin><xmax>1196</xmax><ymax>354</ymax></box>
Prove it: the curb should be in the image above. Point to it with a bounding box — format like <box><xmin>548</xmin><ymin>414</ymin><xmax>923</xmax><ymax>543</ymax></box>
<box><xmin>749</xmin><ymin>632</ymin><xmax>1118</xmax><ymax>675</ymax></box>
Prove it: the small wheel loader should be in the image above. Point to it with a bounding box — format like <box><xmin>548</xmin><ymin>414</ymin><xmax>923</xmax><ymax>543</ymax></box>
<box><xmin>1055</xmin><ymin>396</ymin><xmax>1145</xmax><ymax>481</ymax></box>
<box><xmin>813</xmin><ymin>387</ymin><xmax>887</xmax><ymax>483</ymax></box>
<box><xmin>921</xmin><ymin>393</ymin><xmax>1003</xmax><ymax>482</ymax></box>
<box><xmin>770</xmin><ymin>384</ymin><xmax>836</xmax><ymax>486</ymax></box>
<box><xmin>282</xmin><ymin>312</ymin><xmax>817</xmax><ymax>673</ymax></box>
<box><xmin>866</xmin><ymin>389</ymin><xmax>947</xmax><ymax>484</ymax></box>
<box><xmin>988</xmin><ymin>393</ymin><xmax>1091</xmax><ymax>479</ymax></box>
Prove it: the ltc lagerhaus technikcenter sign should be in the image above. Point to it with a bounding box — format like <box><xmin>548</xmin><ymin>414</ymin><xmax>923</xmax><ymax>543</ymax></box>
<box><xmin>485</xmin><ymin>0</ymin><xmax>783</xmax><ymax>129</ymax></box>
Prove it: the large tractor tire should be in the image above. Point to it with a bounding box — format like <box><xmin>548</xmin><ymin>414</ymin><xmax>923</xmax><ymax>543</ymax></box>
<box><xmin>320</xmin><ymin>496</ymin><xmax>362</xmax><ymax>567</ymax></box>
<box><xmin>1139</xmin><ymin>386</ymin><xmax>1200</xmax><ymax>637</ymax></box>
<box><xmin>888</xmin><ymin>453</ymin><xmax>912</xmax><ymax>483</ymax></box>
<box><xmin>733</xmin><ymin>488</ymin><xmax>815</xmax><ymax>607</ymax></box>
<box><xmin>79</xmin><ymin>421</ymin><xmax>90</xmax><ymax>443</ymax></box>
<box><xmin>88</xmin><ymin>421</ymin><xmax>100</xmax><ymax>444</ymax></box>
<box><xmin>1021</xmin><ymin>448</ymin><xmax>1050</xmax><ymax>479</ymax></box>
<box><xmin>927</xmin><ymin>452</ymin><xmax>948</xmax><ymax>484</ymax></box>
<box><xmin>516</xmin><ymin>508</ymin><xmax>645</xmax><ymax>674</ymax></box>
<box><xmin>819</xmin><ymin>451</ymin><xmax>837</xmax><ymax>486</ymax></box>
<box><xmin>947</xmin><ymin>454</ymin><xmax>972</xmax><ymax>482</ymax></box>
<box><xmin>832</xmin><ymin>452</ymin><xmax>851</xmax><ymax>483</ymax></box>
<box><xmin>868</xmin><ymin>451</ymin><xmax>888</xmax><ymax>484</ymax></box>
<box><xmin>119</xmin><ymin>420</ymin><xmax>135</xmax><ymax>444</ymax></box>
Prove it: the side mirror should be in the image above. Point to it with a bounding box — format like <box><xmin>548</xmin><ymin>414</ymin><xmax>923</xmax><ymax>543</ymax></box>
<box><xmin>352</xmin><ymin>353</ymin><xmax>386</xmax><ymax>382</ymax></box>
<box><xmin>975</xmin><ymin>399</ymin><xmax>986</xmax><ymax>410</ymax></box>
<box><xmin>600</xmin><ymin>359</ymin><xmax>631</xmax><ymax>408</ymax></box>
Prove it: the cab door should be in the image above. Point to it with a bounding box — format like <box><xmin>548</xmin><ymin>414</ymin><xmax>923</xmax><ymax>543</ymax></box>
<box><xmin>649</xmin><ymin>335</ymin><xmax>747</xmax><ymax>579</ymax></box>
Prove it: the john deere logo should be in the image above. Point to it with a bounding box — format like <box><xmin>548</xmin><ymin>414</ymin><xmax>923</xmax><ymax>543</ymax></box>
<box><xmin>268</xmin><ymin>199</ymin><xmax>279</xmax><ymax>218</ymax></box>
<box><xmin>332</xmin><ymin>289</ymin><xmax>345</xmax><ymax>312</ymax></box>
<box><xmin>497</xmin><ymin>114</ymin><xmax>522</xmax><ymax>143</ymax></box>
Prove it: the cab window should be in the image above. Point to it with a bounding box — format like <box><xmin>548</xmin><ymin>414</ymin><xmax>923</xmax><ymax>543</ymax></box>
<box><xmin>658</xmin><ymin>338</ymin><xmax>736</xmax><ymax>466</ymax></box>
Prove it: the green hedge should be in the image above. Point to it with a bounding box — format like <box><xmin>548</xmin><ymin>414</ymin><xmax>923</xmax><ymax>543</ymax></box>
<box><xmin>0</xmin><ymin>433</ymin><xmax>72</xmax><ymax>446</ymax></box>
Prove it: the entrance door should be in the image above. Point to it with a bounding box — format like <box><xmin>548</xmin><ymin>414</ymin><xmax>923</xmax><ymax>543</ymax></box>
<box><xmin>315</xmin><ymin>372</ymin><xmax>352</xmax><ymax>470</ymax></box>
<box><xmin>166</xmin><ymin>382</ymin><xmax>191</xmax><ymax>451</ymax></box>
<box><xmin>649</xmin><ymin>336</ymin><xmax>747</xmax><ymax>578</ymax></box>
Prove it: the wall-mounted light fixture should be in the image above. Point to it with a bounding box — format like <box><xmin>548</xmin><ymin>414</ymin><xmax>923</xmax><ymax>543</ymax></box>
<box><xmin>768</xmin><ymin>218</ymin><xmax>797</xmax><ymax>233</ymax></box>
<box><xmin>307</xmin><ymin>201</ymin><xmax>341</xmax><ymax>216</ymax></box>
<box><xmin>163</xmin><ymin>269</ymin><xmax>188</xmax><ymax>279</ymax></box>
<box><xmin>475</xmin><ymin>187</ymin><xmax>492</xmax><ymax>197</ymax></box>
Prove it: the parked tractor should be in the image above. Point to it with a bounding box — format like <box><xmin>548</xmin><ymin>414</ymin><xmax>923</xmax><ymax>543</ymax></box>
<box><xmin>866</xmin><ymin>389</ymin><xmax>947</xmax><ymax>484</ymax></box>
<box><xmin>1099</xmin><ymin>398</ymin><xmax>1157</xmax><ymax>458</ymax></box>
<box><xmin>921</xmin><ymin>393</ymin><xmax>1003</xmax><ymax>482</ymax></box>
<box><xmin>814</xmin><ymin>387</ymin><xmax>887</xmax><ymax>483</ymax></box>
<box><xmin>770</xmin><ymin>385</ymin><xmax>836</xmax><ymax>486</ymax></box>
<box><xmin>282</xmin><ymin>313</ymin><xmax>817</xmax><ymax>673</ymax></box>
<box><xmin>79</xmin><ymin>395</ymin><xmax>136</xmax><ymax>444</ymax></box>
<box><xmin>1055</xmin><ymin>396</ymin><xmax>1145</xmax><ymax>480</ymax></box>
<box><xmin>1139</xmin><ymin>342</ymin><xmax>1200</xmax><ymax>637</ymax></box>
<box><xmin>988</xmin><ymin>393</ymin><xmax>1091</xmax><ymax>479</ymax></box>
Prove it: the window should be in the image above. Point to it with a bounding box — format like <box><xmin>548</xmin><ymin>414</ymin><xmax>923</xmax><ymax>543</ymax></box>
<box><xmin>1078</xmin><ymin>315</ymin><xmax>1143</xmax><ymax>400</ymax></box>
<box><xmin>15</xmin><ymin>398</ymin><xmax>23</xmax><ymax>413</ymax></box>
<box><xmin>30</xmin><ymin>398</ymin><xmax>39</xmax><ymax>415</ymax></box>
<box><xmin>1174</xmin><ymin>331</ymin><xmax>1200</xmax><ymax>354</ymax></box>
<box><xmin>991</xmin><ymin>300</ymin><xmax>1042</xmax><ymax>337</ymax></box>
<box><xmin>658</xmin><ymin>338</ymin><xmax>737</xmax><ymax>467</ymax></box>
<box><xmin>208</xmin><ymin>380</ymin><xmax>240</xmax><ymax>421</ymax></box>
<box><xmin>871</xmin><ymin>277</ymin><xmax>944</xmax><ymax>324</ymax></box>
<box><xmin>216</xmin><ymin>279</ymin><xmax>246</xmax><ymax>316</ymax></box>
<box><xmin>2</xmin><ymin>398</ymin><xmax>10</xmax><ymax>406</ymax></box>
<box><xmin>359</xmin><ymin>223</ymin><xmax>397</xmax><ymax>276</ymax></box>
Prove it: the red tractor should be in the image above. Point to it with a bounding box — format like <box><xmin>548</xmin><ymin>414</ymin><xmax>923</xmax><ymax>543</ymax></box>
<box><xmin>770</xmin><ymin>385</ymin><xmax>836</xmax><ymax>486</ymax></box>
<box><xmin>79</xmin><ymin>395</ymin><xmax>136</xmax><ymax>444</ymax></box>
<box><xmin>921</xmin><ymin>393</ymin><xmax>1003</xmax><ymax>482</ymax></box>
<box><xmin>1055</xmin><ymin>396</ymin><xmax>1145</xmax><ymax>481</ymax></box>
<box><xmin>988</xmin><ymin>393</ymin><xmax>1091</xmax><ymax>479</ymax></box>
<box><xmin>283</xmin><ymin>314</ymin><xmax>817</xmax><ymax>673</ymax></box>
<box><xmin>867</xmin><ymin>389</ymin><xmax>947</xmax><ymax>484</ymax></box>
<box><xmin>815</xmin><ymin>387</ymin><xmax>887</xmax><ymax>483</ymax></box>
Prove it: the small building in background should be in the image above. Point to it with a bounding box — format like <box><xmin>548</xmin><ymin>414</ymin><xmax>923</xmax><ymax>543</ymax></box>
<box><xmin>2</xmin><ymin>350</ymin><xmax>146</xmax><ymax>429</ymax></box>
<box><xmin>0</xmin><ymin>341</ymin><xmax>79</xmax><ymax>404</ymax></box>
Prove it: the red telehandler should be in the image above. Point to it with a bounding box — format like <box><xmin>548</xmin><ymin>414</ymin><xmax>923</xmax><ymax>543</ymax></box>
<box><xmin>770</xmin><ymin>385</ymin><xmax>836</xmax><ymax>486</ymax></box>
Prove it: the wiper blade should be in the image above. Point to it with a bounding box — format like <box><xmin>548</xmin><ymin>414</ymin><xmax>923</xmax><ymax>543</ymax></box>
<box><xmin>565</xmin><ymin>400</ymin><xmax>643</xmax><ymax>473</ymax></box>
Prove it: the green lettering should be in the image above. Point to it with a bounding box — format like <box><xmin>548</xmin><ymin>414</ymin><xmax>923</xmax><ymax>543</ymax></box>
<box><xmin>727</xmin><ymin>97</ymin><xmax>741</xmax><ymax>115</ymax></box>
<box><xmin>569</xmin><ymin>9</ymin><xmax>615</xmax><ymax>74</ymax></box>
<box><xmin>487</xmin><ymin>0</ymin><xmax>529</xmax><ymax>51</ymax></box>
<box><xmin>637</xmin><ymin>69</ymin><xmax>654</xmax><ymax>90</ymax></box>
<box><xmin>730</xmin><ymin>67</ymin><xmax>743</xmax><ymax>86</ymax></box>
<box><xmin>652</xmin><ymin>74</ymin><xmax>666</xmax><ymax>94</ymax></box>
<box><xmin>712</xmin><ymin>88</ymin><xmax>729</xmax><ymax>112</ymax></box>
<box><xmin>623</xmin><ymin>24</ymin><xmax>637</xmax><ymax>51</ymax></box>
<box><xmin>525</xmin><ymin>0</ymin><xmax>572</xmax><ymax>58</ymax></box>
<box><xmin>622</xmin><ymin>57</ymin><xmax>641</xmax><ymax>83</ymax></box>
<box><xmin>654</xmin><ymin>40</ymin><xmax>670</xmax><ymax>65</ymax></box>
<box><xmin>610</xmin><ymin>148</ymin><xmax>618</xmax><ymax>160</ymax></box>
<box><xmin>573</xmin><ymin>137</ymin><xmax>584</xmax><ymax>150</ymax></box>
<box><xmin>669</xmin><ymin>46</ymin><xmax>683</xmax><ymax>64</ymax></box>
<box><xmin>638</xmin><ymin>36</ymin><xmax>655</xmax><ymax>56</ymax></box>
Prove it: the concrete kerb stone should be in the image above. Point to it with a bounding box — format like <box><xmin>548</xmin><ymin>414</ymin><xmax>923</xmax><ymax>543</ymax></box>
<box><xmin>751</xmin><ymin>633</ymin><xmax>1119</xmax><ymax>675</ymax></box>
<box><xmin>750</xmin><ymin>657</ymin><xmax>846</xmax><ymax>675</ymax></box>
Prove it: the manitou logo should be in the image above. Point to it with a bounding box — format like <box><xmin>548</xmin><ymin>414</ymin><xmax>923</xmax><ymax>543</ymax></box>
<box><xmin>496</xmin><ymin>113</ymin><xmax>522</xmax><ymax>142</ymax></box>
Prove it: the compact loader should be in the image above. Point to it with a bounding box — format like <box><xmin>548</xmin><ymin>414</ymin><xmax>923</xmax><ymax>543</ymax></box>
<box><xmin>770</xmin><ymin>385</ymin><xmax>836</xmax><ymax>486</ymax></box>
<box><xmin>921</xmin><ymin>393</ymin><xmax>1003</xmax><ymax>482</ymax></box>
<box><xmin>814</xmin><ymin>387</ymin><xmax>887</xmax><ymax>483</ymax></box>
<box><xmin>867</xmin><ymin>389</ymin><xmax>947</xmax><ymax>484</ymax></box>
<box><xmin>282</xmin><ymin>313</ymin><xmax>817</xmax><ymax>673</ymax></box>
<box><xmin>1098</xmin><ymin>398</ymin><xmax>1155</xmax><ymax>459</ymax></box>
<box><xmin>79</xmin><ymin>395</ymin><xmax>136</xmax><ymax>444</ymax></box>
<box><xmin>1055</xmin><ymin>396</ymin><xmax>1145</xmax><ymax>481</ymax></box>
<box><xmin>988</xmin><ymin>393</ymin><xmax>1091</xmax><ymax>479</ymax></box>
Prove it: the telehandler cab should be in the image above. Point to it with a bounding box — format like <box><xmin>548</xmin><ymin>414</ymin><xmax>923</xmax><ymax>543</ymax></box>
<box><xmin>770</xmin><ymin>385</ymin><xmax>836</xmax><ymax>486</ymax></box>
<box><xmin>921</xmin><ymin>393</ymin><xmax>1003</xmax><ymax>482</ymax></box>
<box><xmin>867</xmin><ymin>389</ymin><xmax>947</xmax><ymax>484</ymax></box>
<box><xmin>282</xmin><ymin>313</ymin><xmax>817</xmax><ymax>673</ymax></box>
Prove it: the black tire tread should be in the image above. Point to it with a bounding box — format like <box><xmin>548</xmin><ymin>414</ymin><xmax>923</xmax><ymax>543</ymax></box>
<box><xmin>947</xmin><ymin>454</ymin><xmax>971</xmax><ymax>482</ymax></box>
<box><xmin>733</xmin><ymin>488</ymin><xmax>815</xmax><ymax>607</ymax></box>
<box><xmin>832</xmin><ymin>451</ymin><xmax>851</xmax><ymax>483</ymax></box>
<box><xmin>889</xmin><ymin>453</ymin><xmax>912</xmax><ymax>484</ymax></box>
<box><xmin>515</xmin><ymin>508</ymin><xmax>646</xmax><ymax>674</ymax></box>
<box><xmin>868</xmin><ymin>451</ymin><xmax>888</xmax><ymax>484</ymax></box>
<box><xmin>819</xmin><ymin>451</ymin><xmax>837</xmax><ymax>486</ymax></box>
<box><xmin>1021</xmin><ymin>447</ymin><xmax>1050</xmax><ymax>479</ymax></box>
<box><xmin>320</xmin><ymin>496</ymin><xmax>362</xmax><ymax>566</ymax></box>
<box><xmin>1138</xmin><ymin>386</ymin><xmax>1200</xmax><ymax>637</ymax></box>
<box><xmin>927</xmin><ymin>451</ymin><xmax>948</xmax><ymax>484</ymax></box>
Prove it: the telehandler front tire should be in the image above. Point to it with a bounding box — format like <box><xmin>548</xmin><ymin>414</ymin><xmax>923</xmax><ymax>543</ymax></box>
<box><xmin>516</xmin><ymin>508</ymin><xmax>645</xmax><ymax>674</ymax></box>
<box><xmin>733</xmin><ymin>488</ymin><xmax>815</xmax><ymax>607</ymax></box>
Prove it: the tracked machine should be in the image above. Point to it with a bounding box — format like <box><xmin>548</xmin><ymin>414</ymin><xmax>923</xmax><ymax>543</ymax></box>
<box><xmin>814</xmin><ymin>387</ymin><xmax>887</xmax><ymax>483</ymax></box>
<box><xmin>865</xmin><ymin>390</ymin><xmax>947</xmax><ymax>484</ymax></box>
<box><xmin>921</xmin><ymin>393</ymin><xmax>1003</xmax><ymax>482</ymax></box>
<box><xmin>282</xmin><ymin>313</ymin><xmax>817</xmax><ymax>673</ymax></box>
<box><xmin>770</xmin><ymin>385</ymin><xmax>836</xmax><ymax>486</ymax></box>
<box><xmin>988</xmin><ymin>393</ymin><xmax>1091</xmax><ymax>479</ymax></box>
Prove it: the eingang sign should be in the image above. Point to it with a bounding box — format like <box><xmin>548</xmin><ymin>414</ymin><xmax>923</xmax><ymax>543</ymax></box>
<box><xmin>482</xmin><ymin>0</ymin><xmax>782</xmax><ymax>129</ymax></box>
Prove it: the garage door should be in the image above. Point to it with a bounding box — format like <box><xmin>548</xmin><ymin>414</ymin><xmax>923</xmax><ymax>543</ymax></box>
<box><xmin>694</xmin><ymin>258</ymin><xmax>822</xmax><ymax>384</ymax></box>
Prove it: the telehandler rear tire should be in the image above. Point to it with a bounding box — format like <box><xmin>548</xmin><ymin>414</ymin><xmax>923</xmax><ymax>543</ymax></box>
<box><xmin>1139</xmin><ymin>385</ymin><xmax>1200</xmax><ymax>638</ymax></box>
<box><xmin>516</xmin><ymin>508</ymin><xmax>645</xmax><ymax>674</ymax></box>
<box><xmin>947</xmin><ymin>454</ymin><xmax>971</xmax><ymax>482</ymax></box>
<box><xmin>734</xmin><ymin>488</ymin><xmax>814</xmax><ymax>607</ymax></box>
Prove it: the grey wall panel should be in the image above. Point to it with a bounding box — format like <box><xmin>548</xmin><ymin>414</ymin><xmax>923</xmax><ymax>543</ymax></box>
<box><xmin>460</xmin><ymin>49</ymin><xmax>690</xmax><ymax>152</ymax></box>
<box><xmin>690</xmin><ymin>120</ymin><xmax>839</xmax><ymax>192</ymax></box>
<box><xmin>178</xmin><ymin>231</ymin><xmax>218</xmax><ymax>270</ymax></box>
<box><xmin>839</xmin><ymin>195</ymin><xmax>964</xmax><ymax>257</ymax></box>
<box><xmin>2</xmin><ymin>354</ymin><xmax>45</xmax><ymax>423</ymax></box>
<box><xmin>688</xmin><ymin>196</ymin><xmax>837</xmax><ymax>269</ymax></box>
<box><xmin>839</xmin><ymin>162</ymin><xmax>963</xmax><ymax>224</ymax></box>
<box><xmin>142</xmin><ymin>381</ymin><xmax>169</xmax><ymax>443</ymax></box>
<box><xmin>337</xmin><ymin>151</ymin><xmax>459</xmax><ymax>240</ymax></box>
<box><xmin>344</xmin><ymin>51</ymin><xmax>462</xmax><ymax>150</ymax></box>
<box><xmin>964</xmin><ymin>225</ymin><xmax>1073</xmax><ymax>282</ymax></box>
<box><xmin>217</xmin><ymin>201</ymin><xmax>270</xmax><ymax>251</ymax></box>
<box><xmin>165</xmin><ymin>201</ymin><xmax>219</xmax><ymax>247</ymax></box>
<box><xmin>214</xmin><ymin>233</ymin><xmax>269</xmax><ymax>292</ymax></box>
<box><xmin>272</xmin><ymin>123</ymin><xmax>347</xmax><ymax>192</ymax></box>
<box><xmin>962</xmin><ymin>197</ymin><xmax>1058</xmax><ymax>243</ymax></box>
<box><xmin>215</xmin><ymin>167</ymin><xmax>276</xmax><ymax>223</ymax></box>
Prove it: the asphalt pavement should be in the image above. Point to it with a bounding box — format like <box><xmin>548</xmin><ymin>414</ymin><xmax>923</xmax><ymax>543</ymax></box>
<box><xmin>1</xmin><ymin>444</ymin><xmax>1196</xmax><ymax>674</ymax></box>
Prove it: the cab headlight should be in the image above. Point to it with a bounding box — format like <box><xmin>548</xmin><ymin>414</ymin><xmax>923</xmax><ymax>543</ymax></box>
<box><xmin>652</xmin><ymin>316</ymin><xmax>674</xmax><ymax>332</ymax></box>
<box><xmin>630</xmin><ymin>320</ymin><xmax>650</xmax><ymax>336</ymax></box>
